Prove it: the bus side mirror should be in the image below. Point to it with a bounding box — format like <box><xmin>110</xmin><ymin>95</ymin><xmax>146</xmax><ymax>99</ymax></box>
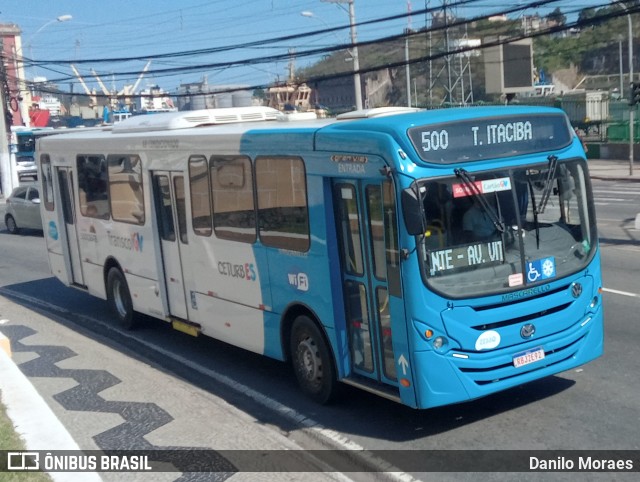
<box><xmin>401</xmin><ymin>187</ymin><xmax>426</xmax><ymax>235</ymax></box>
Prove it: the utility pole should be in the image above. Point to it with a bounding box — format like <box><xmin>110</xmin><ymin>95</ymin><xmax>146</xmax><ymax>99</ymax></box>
<box><xmin>0</xmin><ymin>38</ymin><xmax>16</xmax><ymax>197</ymax></box>
<box><xmin>629</xmin><ymin>13</ymin><xmax>634</xmax><ymax>176</ymax></box>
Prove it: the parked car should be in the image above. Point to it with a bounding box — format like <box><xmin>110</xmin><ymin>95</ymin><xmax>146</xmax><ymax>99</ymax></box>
<box><xmin>4</xmin><ymin>184</ymin><xmax>43</xmax><ymax>233</ymax></box>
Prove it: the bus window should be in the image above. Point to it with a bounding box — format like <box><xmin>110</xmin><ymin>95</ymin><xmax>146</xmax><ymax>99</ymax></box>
<box><xmin>335</xmin><ymin>184</ymin><xmax>364</xmax><ymax>275</ymax></box>
<box><xmin>256</xmin><ymin>156</ymin><xmax>309</xmax><ymax>252</ymax></box>
<box><xmin>108</xmin><ymin>155</ymin><xmax>144</xmax><ymax>225</ymax></box>
<box><xmin>382</xmin><ymin>180</ymin><xmax>401</xmax><ymax>297</ymax></box>
<box><xmin>77</xmin><ymin>155</ymin><xmax>109</xmax><ymax>219</ymax></box>
<box><xmin>366</xmin><ymin>185</ymin><xmax>386</xmax><ymax>280</ymax></box>
<box><xmin>153</xmin><ymin>175</ymin><xmax>175</xmax><ymax>242</ymax></box>
<box><xmin>174</xmin><ymin>176</ymin><xmax>188</xmax><ymax>244</ymax></box>
<box><xmin>188</xmin><ymin>155</ymin><xmax>212</xmax><ymax>236</ymax></box>
<box><xmin>344</xmin><ymin>280</ymin><xmax>374</xmax><ymax>372</ymax></box>
<box><xmin>210</xmin><ymin>155</ymin><xmax>255</xmax><ymax>243</ymax></box>
<box><xmin>40</xmin><ymin>154</ymin><xmax>54</xmax><ymax>212</ymax></box>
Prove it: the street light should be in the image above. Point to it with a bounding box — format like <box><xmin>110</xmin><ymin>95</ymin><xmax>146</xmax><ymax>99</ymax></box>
<box><xmin>320</xmin><ymin>0</ymin><xmax>363</xmax><ymax>110</ymax></box>
<box><xmin>27</xmin><ymin>15</ymin><xmax>73</xmax><ymax>65</ymax></box>
<box><xmin>16</xmin><ymin>14</ymin><xmax>73</xmax><ymax>128</ymax></box>
<box><xmin>301</xmin><ymin>11</ymin><xmax>354</xmax><ymax>59</ymax></box>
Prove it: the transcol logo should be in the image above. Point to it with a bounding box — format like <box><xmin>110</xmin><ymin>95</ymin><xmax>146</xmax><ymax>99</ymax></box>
<box><xmin>107</xmin><ymin>231</ymin><xmax>144</xmax><ymax>252</ymax></box>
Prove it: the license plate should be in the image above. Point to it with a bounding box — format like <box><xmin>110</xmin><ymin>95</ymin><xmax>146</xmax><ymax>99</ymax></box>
<box><xmin>513</xmin><ymin>347</ymin><xmax>545</xmax><ymax>368</ymax></box>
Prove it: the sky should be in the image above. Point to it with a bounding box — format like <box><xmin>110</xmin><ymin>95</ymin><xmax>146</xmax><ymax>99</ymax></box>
<box><xmin>0</xmin><ymin>0</ymin><xmax>618</xmax><ymax>94</ymax></box>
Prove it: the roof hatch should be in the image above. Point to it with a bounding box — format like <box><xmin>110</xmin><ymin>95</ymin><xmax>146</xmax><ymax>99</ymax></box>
<box><xmin>111</xmin><ymin>106</ymin><xmax>280</xmax><ymax>133</ymax></box>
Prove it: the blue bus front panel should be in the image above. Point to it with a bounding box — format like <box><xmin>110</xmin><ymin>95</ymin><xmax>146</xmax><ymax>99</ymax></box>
<box><xmin>408</xmin><ymin>258</ymin><xmax>603</xmax><ymax>409</ymax></box>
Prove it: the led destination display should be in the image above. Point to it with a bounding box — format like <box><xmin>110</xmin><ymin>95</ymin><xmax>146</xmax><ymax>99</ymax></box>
<box><xmin>407</xmin><ymin>113</ymin><xmax>572</xmax><ymax>164</ymax></box>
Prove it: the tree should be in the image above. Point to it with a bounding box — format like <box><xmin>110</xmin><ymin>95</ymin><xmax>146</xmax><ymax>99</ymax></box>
<box><xmin>577</xmin><ymin>7</ymin><xmax>596</xmax><ymax>25</ymax></box>
<box><xmin>547</xmin><ymin>7</ymin><xmax>566</xmax><ymax>26</ymax></box>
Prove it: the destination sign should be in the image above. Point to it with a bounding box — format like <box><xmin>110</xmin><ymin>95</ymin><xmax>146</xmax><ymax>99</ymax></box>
<box><xmin>407</xmin><ymin>113</ymin><xmax>572</xmax><ymax>164</ymax></box>
<box><xmin>428</xmin><ymin>240</ymin><xmax>504</xmax><ymax>276</ymax></box>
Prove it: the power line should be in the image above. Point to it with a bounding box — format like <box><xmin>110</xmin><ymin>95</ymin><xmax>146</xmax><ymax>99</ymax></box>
<box><xmin>5</xmin><ymin>0</ymin><xmax>632</xmax><ymax>99</ymax></box>
<box><xmin>12</xmin><ymin>0</ymin><xmax>565</xmax><ymax>86</ymax></box>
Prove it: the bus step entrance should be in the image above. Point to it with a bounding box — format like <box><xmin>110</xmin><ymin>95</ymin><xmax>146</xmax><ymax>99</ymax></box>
<box><xmin>341</xmin><ymin>374</ymin><xmax>401</xmax><ymax>404</ymax></box>
<box><xmin>170</xmin><ymin>318</ymin><xmax>201</xmax><ymax>337</ymax></box>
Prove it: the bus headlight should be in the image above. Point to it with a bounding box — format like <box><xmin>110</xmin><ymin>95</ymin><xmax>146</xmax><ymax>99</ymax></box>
<box><xmin>432</xmin><ymin>336</ymin><xmax>448</xmax><ymax>351</ymax></box>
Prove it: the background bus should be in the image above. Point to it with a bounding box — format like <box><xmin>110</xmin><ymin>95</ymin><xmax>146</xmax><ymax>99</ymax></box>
<box><xmin>11</xmin><ymin>127</ymin><xmax>57</xmax><ymax>181</ymax></box>
<box><xmin>36</xmin><ymin>105</ymin><xmax>603</xmax><ymax>409</ymax></box>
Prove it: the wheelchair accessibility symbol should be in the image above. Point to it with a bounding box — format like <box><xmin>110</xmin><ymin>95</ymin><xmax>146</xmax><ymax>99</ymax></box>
<box><xmin>527</xmin><ymin>257</ymin><xmax>556</xmax><ymax>282</ymax></box>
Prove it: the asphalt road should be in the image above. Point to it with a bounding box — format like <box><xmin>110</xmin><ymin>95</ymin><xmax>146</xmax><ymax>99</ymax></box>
<box><xmin>1</xmin><ymin>179</ymin><xmax>639</xmax><ymax>481</ymax></box>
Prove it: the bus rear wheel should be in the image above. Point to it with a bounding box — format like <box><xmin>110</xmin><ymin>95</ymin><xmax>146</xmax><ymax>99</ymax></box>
<box><xmin>290</xmin><ymin>315</ymin><xmax>337</xmax><ymax>404</ymax></box>
<box><xmin>106</xmin><ymin>268</ymin><xmax>137</xmax><ymax>330</ymax></box>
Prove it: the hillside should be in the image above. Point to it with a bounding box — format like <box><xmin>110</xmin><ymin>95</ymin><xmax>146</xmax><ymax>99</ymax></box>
<box><xmin>296</xmin><ymin>5</ymin><xmax>637</xmax><ymax>108</ymax></box>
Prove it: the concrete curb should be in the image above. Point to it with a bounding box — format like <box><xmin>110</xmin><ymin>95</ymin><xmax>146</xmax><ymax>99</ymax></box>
<box><xmin>0</xmin><ymin>330</ymin><xmax>103</xmax><ymax>482</ymax></box>
<box><xmin>0</xmin><ymin>332</ymin><xmax>10</xmax><ymax>357</ymax></box>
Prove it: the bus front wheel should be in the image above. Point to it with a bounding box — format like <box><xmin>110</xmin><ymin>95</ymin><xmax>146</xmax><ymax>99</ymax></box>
<box><xmin>106</xmin><ymin>268</ymin><xmax>137</xmax><ymax>330</ymax></box>
<box><xmin>290</xmin><ymin>315</ymin><xmax>337</xmax><ymax>404</ymax></box>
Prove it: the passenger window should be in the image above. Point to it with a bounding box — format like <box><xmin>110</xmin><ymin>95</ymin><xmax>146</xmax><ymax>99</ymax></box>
<box><xmin>27</xmin><ymin>188</ymin><xmax>39</xmax><ymax>201</ymax></box>
<box><xmin>77</xmin><ymin>155</ymin><xmax>109</xmax><ymax>219</ymax></box>
<box><xmin>210</xmin><ymin>155</ymin><xmax>256</xmax><ymax>243</ymax></box>
<box><xmin>174</xmin><ymin>176</ymin><xmax>188</xmax><ymax>244</ymax></box>
<box><xmin>189</xmin><ymin>156</ymin><xmax>212</xmax><ymax>236</ymax></box>
<box><xmin>153</xmin><ymin>175</ymin><xmax>175</xmax><ymax>242</ymax></box>
<box><xmin>107</xmin><ymin>154</ymin><xmax>144</xmax><ymax>225</ymax></box>
<box><xmin>255</xmin><ymin>156</ymin><xmax>309</xmax><ymax>251</ymax></box>
<box><xmin>40</xmin><ymin>154</ymin><xmax>54</xmax><ymax>211</ymax></box>
<box><xmin>13</xmin><ymin>188</ymin><xmax>27</xmax><ymax>200</ymax></box>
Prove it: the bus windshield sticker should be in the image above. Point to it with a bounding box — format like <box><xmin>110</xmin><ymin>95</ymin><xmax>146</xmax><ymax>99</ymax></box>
<box><xmin>428</xmin><ymin>240</ymin><xmax>504</xmax><ymax>275</ymax></box>
<box><xmin>508</xmin><ymin>273</ymin><xmax>524</xmax><ymax>287</ymax></box>
<box><xmin>452</xmin><ymin>177</ymin><xmax>511</xmax><ymax>198</ymax></box>
<box><xmin>526</xmin><ymin>257</ymin><xmax>556</xmax><ymax>283</ymax></box>
<box><xmin>407</xmin><ymin>113</ymin><xmax>572</xmax><ymax>164</ymax></box>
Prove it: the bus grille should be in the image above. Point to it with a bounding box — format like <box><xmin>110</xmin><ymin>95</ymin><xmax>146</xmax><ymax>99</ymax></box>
<box><xmin>456</xmin><ymin>333</ymin><xmax>586</xmax><ymax>386</ymax></box>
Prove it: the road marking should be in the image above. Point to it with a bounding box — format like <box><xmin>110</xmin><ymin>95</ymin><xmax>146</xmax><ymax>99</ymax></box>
<box><xmin>593</xmin><ymin>189</ymin><xmax>640</xmax><ymax>194</ymax></box>
<box><xmin>602</xmin><ymin>287</ymin><xmax>640</xmax><ymax>298</ymax></box>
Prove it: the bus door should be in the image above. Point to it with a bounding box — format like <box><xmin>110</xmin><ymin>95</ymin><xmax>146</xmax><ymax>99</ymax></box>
<box><xmin>151</xmin><ymin>172</ymin><xmax>189</xmax><ymax>320</ymax></box>
<box><xmin>56</xmin><ymin>167</ymin><xmax>85</xmax><ymax>286</ymax></box>
<box><xmin>333</xmin><ymin>179</ymin><xmax>400</xmax><ymax>386</ymax></box>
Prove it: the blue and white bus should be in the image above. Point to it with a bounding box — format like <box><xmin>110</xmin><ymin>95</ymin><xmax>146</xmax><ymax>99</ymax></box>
<box><xmin>12</xmin><ymin>127</ymin><xmax>57</xmax><ymax>180</ymax></box>
<box><xmin>37</xmin><ymin>105</ymin><xmax>603</xmax><ymax>409</ymax></box>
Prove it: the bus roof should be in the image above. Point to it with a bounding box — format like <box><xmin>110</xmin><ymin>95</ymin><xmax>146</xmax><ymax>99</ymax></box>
<box><xmin>37</xmin><ymin>105</ymin><xmax>570</xmax><ymax>163</ymax></box>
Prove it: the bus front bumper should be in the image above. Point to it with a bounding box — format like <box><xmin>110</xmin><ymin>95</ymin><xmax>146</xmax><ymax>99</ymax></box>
<box><xmin>410</xmin><ymin>306</ymin><xmax>603</xmax><ymax>409</ymax></box>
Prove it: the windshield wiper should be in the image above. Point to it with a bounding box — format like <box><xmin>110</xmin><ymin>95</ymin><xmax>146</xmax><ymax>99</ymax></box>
<box><xmin>454</xmin><ymin>168</ymin><xmax>505</xmax><ymax>233</ymax></box>
<box><xmin>536</xmin><ymin>155</ymin><xmax>558</xmax><ymax>214</ymax></box>
<box><xmin>527</xmin><ymin>178</ymin><xmax>541</xmax><ymax>249</ymax></box>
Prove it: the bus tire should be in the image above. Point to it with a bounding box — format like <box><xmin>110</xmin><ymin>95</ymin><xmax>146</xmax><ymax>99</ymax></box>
<box><xmin>290</xmin><ymin>315</ymin><xmax>337</xmax><ymax>404</ymax></box>
<box><xmin>5</xmin><ymin>215</ymin><xmax>19</xmax><ymax>234</ymax></box>
<box><xmin>106</xmin><ymin>268</ymin><xmax>137</xmax><ymax>330</ymax></box>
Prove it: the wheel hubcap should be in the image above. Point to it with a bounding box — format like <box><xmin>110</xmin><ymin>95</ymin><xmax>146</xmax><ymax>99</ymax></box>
<box><xmin>113</xmin><ymin>279</ymin><xmax>127</xmax><ymax>317</ymax></box>
<box><xmin>298</xmin><ymin>338</ymin><xmax>321</xmax><ymax>382</ymax></box>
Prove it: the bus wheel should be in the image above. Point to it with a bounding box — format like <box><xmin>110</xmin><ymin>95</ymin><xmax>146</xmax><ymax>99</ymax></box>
<box><xmin>290</xmin><ymin>316</ymin><xmax>337</xmax><ymax>404</ymax></box>
<box><xmin>106</xmin><ymin>268</ymin><xmax>137</xmax><ymax>330</ymax></box>
<box><xmin>5</xmin><ymin>215</ymin><xmax>19</xmax><ymax>234</ymax></box>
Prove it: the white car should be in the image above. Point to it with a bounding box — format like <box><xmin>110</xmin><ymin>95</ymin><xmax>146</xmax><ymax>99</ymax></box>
<box><xmin>4</xmin><ymin>184</ymin><xmax>43</xmax><ymax>233</ymax></box>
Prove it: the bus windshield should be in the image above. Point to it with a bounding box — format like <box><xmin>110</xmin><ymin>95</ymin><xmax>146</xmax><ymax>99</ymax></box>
<box><xmin>417</xmin><ymin>158</ymin><xmax>596</xmax><ymax>298</ymax></box>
